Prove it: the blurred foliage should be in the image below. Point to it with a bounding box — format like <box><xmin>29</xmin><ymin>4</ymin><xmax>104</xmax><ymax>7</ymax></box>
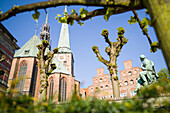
<box><xmin>0</xmin><ymin>77</ymin><xmax>169</xmax><ymax>113</ymax></box>
<box><xmin>158</xmin><ymin>68</ymin><xmax>170</xmax><ymax>78</ymax></box>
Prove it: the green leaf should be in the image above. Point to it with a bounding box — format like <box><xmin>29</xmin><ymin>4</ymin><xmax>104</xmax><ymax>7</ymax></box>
<box><xmin>78</xmin><ymin>21</ymin><xmax>84</xmax><ymax>26</ymax></box>
<box><xmin>55</xmin><ymin>16</ymin><xmax>58</xmax><ymax>20</ymax></box>
<box><xmin>32</xmin><ymin>11</ymin><xmax>40</xmax><ymax>21</ymax></box>
<box><xmin>80</xmin><ymin>14</ymin><xmax>86</xmax><ymax>18</ymax></box>
<box><xmin>79</xmin><ymin>8</ymin><xmax>88</xmax><ymax>18</ymax></box>
<box><xmin>128</xmin><ymin>16</ymin><xmax>137</xmax><ymax>24</ymax></box>
<box><xmin>150</xmin><ymin>47</ymin><xmax>157</xmax><ymax>52</ymax></box>
<box><xmin>104</xmin><ymin>7</ymin><xmax>114</xmax><ymax>21</ymax></box>
<box><xmin>58</xmin><ymin>17</ymin><xmax>67</xmax><ymax>23</ymax></box>
<box><xmin>57</xmin><ymin>14</ymin><xmax>61</xmax><ymax>17</ymax></box>
<box><xmin>150</xmin><ymin>42</ymin><xmax>159</xmax><ymax>52</ymax></box>
<box><xmin>117</xmin><ymin>27</ymin><xmax>125</xmax><ymax>33</ymax></box>
<box><xmin>79</xmin><ymin>8</ymin><xmax>84</xmax><ymax>13</ymax></box>
<box><xmin>69</xmin><ymin>20</ymin><xmax>74</xmax><ymax>26</ymax></box>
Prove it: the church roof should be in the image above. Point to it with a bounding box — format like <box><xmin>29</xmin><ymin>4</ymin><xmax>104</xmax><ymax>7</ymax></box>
<box><xmin>51</xmin><ymin>56</ymin><xmax>71</xmax><ymax>75</ymax></box>
<box><xmin>58</xmin><ymin>6</ymin><xmax>71</xmax><ymax>53</ymax></box>
<box><xmin>13</xmin><ymin>35</ymin><xmax>48</xmax><ymax>58</ymax></box>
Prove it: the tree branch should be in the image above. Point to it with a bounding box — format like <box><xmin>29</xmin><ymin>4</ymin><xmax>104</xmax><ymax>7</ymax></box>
<box><xmin>132</xmin><ymin>10</ymin><xmax>153</xmax><ymax>50</ymax></box>
<box><xmin>0</xmin><ymin>0</ymin><xmax>143</xmax><ymax>22</ymax></box>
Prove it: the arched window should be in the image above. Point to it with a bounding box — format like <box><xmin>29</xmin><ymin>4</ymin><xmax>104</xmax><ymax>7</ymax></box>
<box><xmin>105</xmin><ymin>85</ymin><xmax>108</xmax><ymax>90</ymax></box>
<box><xmin>49</xmin><ymin>79</ymin><xmax>54</xmax><ymax>101</ymax></box>
<box><xmin>100</xmin><ymin>86</ymin><xmax>103</xmax><ymax>90</ymax></box>
<box><xmin>59</xmin><ymin>78</ymin><xmax>67</xmax><ymax>102</ymax></box>
<box><xmin>128</xmin><ymin>71</ymin><xmax>132</xmax><ymax>76</ymax></box>
<box><xmin>130</xmin><ymin>80</ymin><xmax>134</xmax><ymax>84</ymax></box>
<box><xmin>100</xmin><ymin>78</ymin><xmax>102</xmax><ymax>82</ymax></box>
<box><xmin>30</xmin><ymin>63</ymin><xmax>38</xmax><ymax>97</ymax></box>
<box><xmin>16</xmin><ymin>62</ymin><xmax>27</xmax><ymax>94</ymax></box>
<box><xmin>125</xmin><ymin>81</ymin><xmax>128</xmax><ymax>86</ymax></box>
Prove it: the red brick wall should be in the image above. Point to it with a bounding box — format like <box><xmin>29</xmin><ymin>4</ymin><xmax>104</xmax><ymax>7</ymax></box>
<box><xmin>119</xmin><ymin>60</ymin><xmax>140</xmax><ymax>97</ymax></box>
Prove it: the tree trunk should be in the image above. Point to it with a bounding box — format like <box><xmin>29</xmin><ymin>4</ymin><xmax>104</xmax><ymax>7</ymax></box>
<box><xmin>143</xmin><ymin>0</ymin><xmax>170</xmax><ymax>71</ymax></box>
<box><xmin>110</xmin><ymin>68</ymin><xmax>120</xmax><ymax>98</ymax></box>
<box><xmin>111</xmin><ymin>77</ymin><xmax>120</xmax><ymax>98</ymax></box>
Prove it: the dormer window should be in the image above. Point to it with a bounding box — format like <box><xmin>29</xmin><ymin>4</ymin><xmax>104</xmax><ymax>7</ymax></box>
<box><xmin>24</xmin><ymin>50</ymin><xmax>30</xmax><ymax>55</ymax></box>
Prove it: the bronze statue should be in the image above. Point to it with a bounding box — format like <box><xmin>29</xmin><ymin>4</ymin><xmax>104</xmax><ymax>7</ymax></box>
<box><xmin>135</xmin><ymin>55</ymin><xmax>159</xmax><ymax>92</ymax></box>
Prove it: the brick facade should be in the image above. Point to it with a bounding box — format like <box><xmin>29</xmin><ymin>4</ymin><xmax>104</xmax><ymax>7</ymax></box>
<box><xmin>83</xmin><ymin>67</ymin><xmax>114</xmax><ymax>99</ymax></box>
<box><xmin>0</xmin><ymin>23</ymin><xmax>19</xmax><ymax>93</ymax></box>
<box><xmin>84</xmin><ymin>60</ymin><xmax>141</xmax><ymax>99</ymax></box>
<box><xmin>119</xmin><ymin>60</ymin><xmax>141</xmax><ymax>97</ymax></box>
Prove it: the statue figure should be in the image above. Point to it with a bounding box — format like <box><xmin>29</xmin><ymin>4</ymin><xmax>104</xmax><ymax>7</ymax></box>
<box><xmin>135</xmin><ymin>55</ymin><xmax>159</xmax><ymax>92</ymax></box>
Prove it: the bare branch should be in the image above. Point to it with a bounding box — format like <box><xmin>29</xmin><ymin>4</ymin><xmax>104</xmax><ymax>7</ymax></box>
<box><xmin>0</xmin><ymin>0</ymin><xmax>143</xmax><ymax>21</ymax></box>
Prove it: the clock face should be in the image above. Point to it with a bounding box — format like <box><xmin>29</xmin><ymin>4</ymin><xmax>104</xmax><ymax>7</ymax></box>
<box><xmin>59</xmin><ymin>55</ymin><xmax>65</xmax><ymax>61</ymax></box>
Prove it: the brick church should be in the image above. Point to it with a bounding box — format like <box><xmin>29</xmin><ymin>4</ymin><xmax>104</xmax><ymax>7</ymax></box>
<box><xmin>8</xmin><ymin>7</ymin><xmax>81</xmax><ymax>102</ymax></box>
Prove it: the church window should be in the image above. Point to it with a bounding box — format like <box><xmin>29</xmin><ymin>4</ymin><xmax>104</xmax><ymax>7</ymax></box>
<box><xmin>125</xmin><ymin>81</ymin><xmax>128</xmax><ymax>86</ymax></box>
<box><xmin>100</xmin><ymin>78</ymin><xmax>102</xmax><ymax>82</ymax></box>
<box><xmin>59</xmin><ymin>78</ymin><xmax>67</xmax><ymax>102</ymax></box>
<box><xmin>24</xmin><ymin>50</ymin><xmax>30</xmax><ymax>54</ymax></box>
<box><xmin>130</xmin><ymin>80</ymin><xmax>134</xmax><ymax>84</ymax></box>
<box><xmin>128</xmin><ymin>71</ymin><xmax>132</xmax><ymax>76</ymax></box>
<box><xmin>16</xmin><ymin>62</ymin><xmax>27</xmax><ymax>94</ymax></box>
<box><xmin>30</xmin><ymin>63</ymin><xmax>38</xmax><ymax>97</ymax></box>
<box><xmin>49</xmin><ymin>79</ymin><xmax>54</xmax><ymax>101</ymax></box>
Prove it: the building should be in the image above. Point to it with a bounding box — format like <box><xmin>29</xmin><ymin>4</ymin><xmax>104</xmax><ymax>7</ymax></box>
<box><xmin>83</xmin><ymin>67</ymin><xmax>113</xmax><ymax>99</ymax></box>
<box><xmin>0</xmin><ymin>23</ymin><xmax>19</xmax><ymax>93</ymax></box>
<box><xmin>83</xmin><ymin>60</ymin><xmax>141</xmax><ymax>99</ymax></box>
<box><xmin>8</xmin><ymin>7</ymin><xmax>81</xmax><ymax>102</ymax></box>
<box><xmin>119</xmin><ymin>60</ymin><xmax>141</xmax><ymax>97</ymax></box>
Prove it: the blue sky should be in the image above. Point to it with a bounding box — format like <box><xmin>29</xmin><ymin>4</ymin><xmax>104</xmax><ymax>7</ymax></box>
<box><xmin>1</xmin><ymin>0</ymin><xmax>167</xmax><ymax>88</ymax></box>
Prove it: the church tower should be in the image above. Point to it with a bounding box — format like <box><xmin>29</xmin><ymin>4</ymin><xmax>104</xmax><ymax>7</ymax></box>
<box><xmin>39</xmin><ymin>10</ymin><xmax>51</xmax><ymax>50</ymax></box>
<box><xmin>54</xmin><ymin>6</ymin><xmax>74</xmax><ymax>76</ymax></box>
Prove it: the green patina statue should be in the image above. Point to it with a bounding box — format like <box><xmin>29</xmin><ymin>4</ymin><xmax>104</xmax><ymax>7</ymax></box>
<box><xmin>135</xmin><ymin>55</ymin><xmax>159</xmax><ymax>92</ymax></box>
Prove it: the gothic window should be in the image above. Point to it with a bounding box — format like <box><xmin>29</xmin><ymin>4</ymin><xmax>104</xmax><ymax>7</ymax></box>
<box><xmin>128</xmin><ymin>71</ymin><xmax>132</xmax><ymax>76</ymax></box>
<box><xmin>130</xmin><ymin>80</ymin><xmax>134</xmax><ymax>84</ymax></box>
<box><xmin>30</xmin><ymin>63</ymin><xmax>38</xmax><ymax>97</ymax></box>
<box><xmin>59</xmin><ymin>78</ymin><xmax>67</xmax><ymax>102</ymax></box>
<box><xmin>49</xmin><ymin>79</ymin><xmax>54</xmax><ymax>101</ymax></box>
<box><xmin>16</xmin><ymin>62</ymin><xmax>27</xmax><ymax>94</ymax></box>
<box><xmin>125</xmin><ymin>81</ymin><xmax>128</xmax><ymax>86</ymax></box>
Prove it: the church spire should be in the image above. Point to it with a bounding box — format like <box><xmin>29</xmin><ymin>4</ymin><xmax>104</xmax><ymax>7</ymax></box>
<box><xmin>45</xmin><ymin>9</ymin><xmax>49</xmax><ymax>24</ymax></box>
<box><xmin>39</xmin><ymin>9</ymin><xmax>51</xmax><ymax>50</ymax></box>
<box><xmin>35</xmin><ymin>20</ymin><xmax>38</xmax><ymax>36</ymax></box>
<box><xmin>58</xmin><ymin>6</ymin><xmax>71</xmax><ymax>53</ymax></box>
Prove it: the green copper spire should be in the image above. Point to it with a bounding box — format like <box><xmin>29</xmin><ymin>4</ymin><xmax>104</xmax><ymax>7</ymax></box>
<box><xmin>58</xmin><ymin>6</ymin><xmax>71</xmax><ymax>53</ymax></box>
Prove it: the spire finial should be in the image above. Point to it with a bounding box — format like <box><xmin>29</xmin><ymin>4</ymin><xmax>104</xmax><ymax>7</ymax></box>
<box><xmin>35</xmin><ymin>20</ymin><xmax>38</xmax><ymax>35</ymax></box>
<box><xmin>45</xmin><ymin>9</ymin><xmax>49</xmax><ymax>24</ymax></box>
